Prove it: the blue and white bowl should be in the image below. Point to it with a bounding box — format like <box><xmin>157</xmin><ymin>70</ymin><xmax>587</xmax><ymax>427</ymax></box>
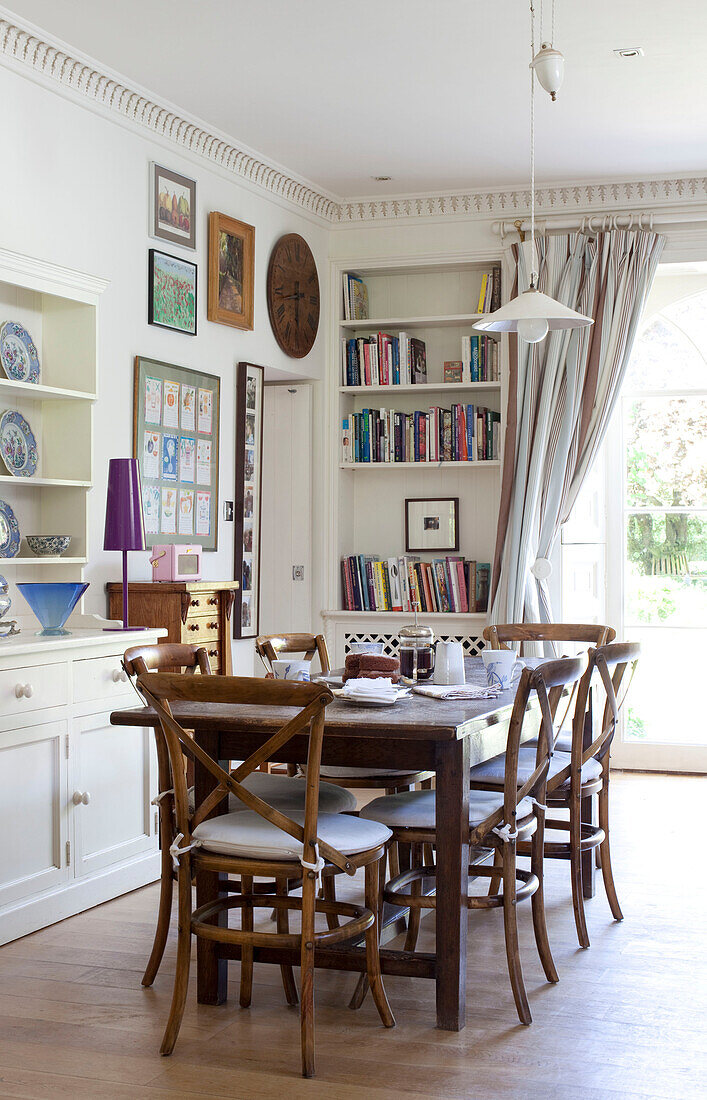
<box><xmin>25</xmin><ymin>535</ymin><xmax>71</xmax><ymax>557</ymax></box>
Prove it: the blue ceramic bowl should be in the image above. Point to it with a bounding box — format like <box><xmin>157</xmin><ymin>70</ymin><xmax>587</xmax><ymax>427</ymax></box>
<box><xmin>17</xmin><ymin>581</ymin><xmax>88</xmax><ymax>636</ymax></box>
<box><xmin>25</xmin><ymin>535</ymin><xmax>71</xmax><ymax>557</ymax></box>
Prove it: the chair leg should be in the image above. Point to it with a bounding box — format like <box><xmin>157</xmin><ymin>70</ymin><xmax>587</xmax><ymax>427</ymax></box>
<box><xmin>300</xmin><ymin>869</ymin><xmax>317</xmax><ymax>1078</ymax></box>
<box><xmin>364</xmin><ymin>859</ymin><xmax>395</xmax><ymax>1028</ymax></box>
<box><xmin>350</xmin><ymin>855</ymin><xmax>386</xmax><ymax>1010</ymax></box>
<box><xmin>502</xmin><ymin>839</ymin><xmax>531</xmax><ymax>1026</ymax></box>
<box><xmin>488</xmin><ymin>845</ymin><xmax>503</xmax><ymax>896</ymax></box>
<box><xmin>159</xmin><ymin>864</ymin><xmax>192</xmax><ymax>1056</ymax></box>
<box><xmin>569</xmin><ymin>797</ymin><xmax>590</xmax><ymax>948</ymax></box>
<box><xmin>530</xmin><ymin>809</ymin><xmax>559</xmax><ymax>984</ymax></box>
<box><xmin>239</xmin><ymin>875</ymin><xmax>254</xmax><ymax>1008</ymax></box>
<box><xmin>276</xmin><ymin>876</ymin><xmax>299</xmax><ymax>1006</ymax></box>
<box><xmin>321</xmin><ymin>871</ymin><xmax>341</xmax><ymax>931</ymax></box>
<box><xmin>143</xmin><ymin>821</ymin><xmax>174</xmax><ymax>987</ymax></box>
<box><xmin>404</xmin><ymin>843</ymin><xmax>423</xmax><ymax>952</ymax></box>
<box><xmin>598</xmin><ymin>779</ymin><xmax>624</xmax><ymax>922</ymax></box>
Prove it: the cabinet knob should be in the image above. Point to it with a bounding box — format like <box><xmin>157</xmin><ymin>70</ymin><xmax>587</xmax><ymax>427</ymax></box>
<box><xmin>15</xmin><ymin>683</ymin><xmax>33</xmax><ymax>699</ymax></box>
<box><xmin>72</xmin><ymin>790</ymin><xmax>91</xmax><ymax>806</ymax></box>
<box><xmin>207</xmin><ymin>621</ymin><xmax>218</xmax><ymax>630</ymax></box>
<box><xmin>208</xmin><ymin>648</ymin><xmax>218</xmax><ymax>657</ymax></box>
<box><xmin>188</xmin><ymin>623</ymin><xmax>200</xmax><ymax>632</ymax></box>
<box><xmin>191</xmin><ymin>599</ymin><xmax>200</xmax><ymax>608</ymax></box>
<box><xmin>112</xmin><ymin>668</ymin><xmax>128</xmax><ymax>683</ymax></box>
<box><xmin>208</xmin><ymin>596</ymin><xmax>218</xmax><ymax>606</ymax></box>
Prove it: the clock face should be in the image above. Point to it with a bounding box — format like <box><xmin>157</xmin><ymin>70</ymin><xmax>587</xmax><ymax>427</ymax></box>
<box><xmin>266</xmin><ymin>234</ymin><xmax>320</xmax><ymax>358</ymax></box>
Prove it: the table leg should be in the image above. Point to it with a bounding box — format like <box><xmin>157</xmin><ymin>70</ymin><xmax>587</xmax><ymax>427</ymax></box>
<box><xmin>195</xmin><ymin>731</ymin><xmax>228</xmax><ymax>1005</ymax></box>
<box><xmin>434</xmin><ymin>737</ymin><xmax>470</xmax><ymax>1031</ymax></box>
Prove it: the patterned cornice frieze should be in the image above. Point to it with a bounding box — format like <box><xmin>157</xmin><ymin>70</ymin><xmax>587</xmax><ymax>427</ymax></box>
<box><xmin>2</xmin><ymin>13</ymin><xmax>706</xmax><ymax>227</ymax></box>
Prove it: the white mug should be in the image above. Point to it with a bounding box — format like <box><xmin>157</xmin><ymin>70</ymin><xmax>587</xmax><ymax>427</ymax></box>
<box><xmin>481</xmin><ymin>649</ymin><xmax>522</xmax><ymax>690</ymax></box>
<box><xmin>271</xmin><ymin>659</ymin><xmax>311</xmax><ymax>682</ymax></box>
<box><xmin>434</xmin><ymin>640</ymin><xmax>466</xmax><ymax>686</ymax></box>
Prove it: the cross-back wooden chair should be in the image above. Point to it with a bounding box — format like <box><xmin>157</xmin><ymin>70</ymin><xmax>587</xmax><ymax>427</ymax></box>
<box><xmin>360</xmin><ymin>655</ymin><xmax>587</xmax><ymax>1025</ymax></box>
<box><xmin>255</xmin><ymin>632</ymin><xmax>330</xmax><ymax>674</ymax></box>
<box><xmin>470</xmin><ymin>640</ymin><xmax>639</xmax><ymax>947</ymax></box>
<box><xmin>123</xmin><ymin>643</ymin><xmax>358</xmax><ymax>991</ymax></box>
<box><xmin>134</xmin><ymin>672</ymin><xmax>395</xmax><ymax>1077</ymax></box>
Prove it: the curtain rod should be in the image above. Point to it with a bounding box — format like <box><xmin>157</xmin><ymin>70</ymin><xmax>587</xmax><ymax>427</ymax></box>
<box><xmin>492</xmin><ymin>209</ymin><xmax>707</xmax><ymax>240</ymax></box>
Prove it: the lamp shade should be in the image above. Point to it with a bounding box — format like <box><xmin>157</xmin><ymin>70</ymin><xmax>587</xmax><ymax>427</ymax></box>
<box><xmin>473</xmin><ymin>287</ymin><xmax>594</xmax><ymax>334</ymax></box>
<box><xmin>103</xmin><ymin>458</ymin><xmax>146</xmax><ymax>551</ymax></box>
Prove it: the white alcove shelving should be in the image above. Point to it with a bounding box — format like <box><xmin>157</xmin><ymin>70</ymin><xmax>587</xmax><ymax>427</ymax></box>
<box><xmin>0</xmin><ymin>248</ymin><xmax>104</xmax><ymax>628</ymax></box>
<box><xmin>323</xmin><ymin>254</ymin><xmax>508</xmax><ymax>665</ymax></box>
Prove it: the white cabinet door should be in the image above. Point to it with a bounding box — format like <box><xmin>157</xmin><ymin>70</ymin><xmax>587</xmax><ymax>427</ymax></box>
<box><xmin>0</xmin><ymin>719</ymin><xmax>69</xmax><ymax>909</ymax></box>
<box><xmin>71</xmin><ymin>711</ymin><xmax>155</xmax><ymax>877</ymax></box>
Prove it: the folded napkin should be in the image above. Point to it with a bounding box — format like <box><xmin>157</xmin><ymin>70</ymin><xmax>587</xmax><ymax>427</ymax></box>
<box><xmin>411</xmin><ymin>683</ymin><xmax>502</xmax><ymax>701</ymax></box>
<box><xmin>337</xmin><ymin>677</ymin><xmax>407</xmax><ymax>704</ymax></box>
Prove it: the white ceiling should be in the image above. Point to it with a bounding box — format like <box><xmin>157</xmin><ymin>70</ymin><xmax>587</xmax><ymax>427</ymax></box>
<box><xmin>7</xmin><ymin>0</ymin><xmax>707</xmax><ymax>199</ymax></box>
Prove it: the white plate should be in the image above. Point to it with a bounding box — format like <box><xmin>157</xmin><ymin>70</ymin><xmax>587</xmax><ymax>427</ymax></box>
<box><xmin>332</xmin><ymin>687</ymin><xmax>409</xmax><ymax>708</ymax></box>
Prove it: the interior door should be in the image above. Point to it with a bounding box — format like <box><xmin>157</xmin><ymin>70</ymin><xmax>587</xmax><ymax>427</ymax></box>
<box><xmin>259</xmin><ymin>383</ymin><xmax>313</xmax><ymax>637</ymax></box>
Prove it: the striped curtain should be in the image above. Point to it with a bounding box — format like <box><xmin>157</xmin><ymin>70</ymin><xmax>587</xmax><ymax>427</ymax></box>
<box><xmin>490</xmin><ymin>229</ymin><xmax>665</xmax><ymax>626</ymax></box>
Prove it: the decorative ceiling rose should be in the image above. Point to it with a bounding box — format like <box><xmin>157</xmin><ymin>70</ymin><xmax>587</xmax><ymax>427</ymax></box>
<box><xmin>474</xmin><ymin>0</ymin><xmax>593</xmax><ymax>343</ymax></box>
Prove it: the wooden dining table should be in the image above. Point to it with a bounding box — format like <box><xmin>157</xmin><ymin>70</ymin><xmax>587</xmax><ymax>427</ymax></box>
<box><xmin>111</xmin><ymin>658</ymin><xmax>549</xmax><ymax>1032</ymax></box>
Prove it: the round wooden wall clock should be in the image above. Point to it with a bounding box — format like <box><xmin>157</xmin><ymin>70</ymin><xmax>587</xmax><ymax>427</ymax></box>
<box><xmin>266</xmin><ymin>234</ymin><xmax>320</xmax><ymax>358</ymax></box>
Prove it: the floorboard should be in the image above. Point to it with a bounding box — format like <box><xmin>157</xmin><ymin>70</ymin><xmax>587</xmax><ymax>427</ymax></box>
<box><xmin>0</xmin><ymin>773</ymin><xmax>705</xmax><ymax>1099</ymax></box>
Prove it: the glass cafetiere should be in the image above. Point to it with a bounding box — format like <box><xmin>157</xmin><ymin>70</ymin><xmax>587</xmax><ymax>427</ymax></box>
<box><xmin>398</xmin><ymin>617</ymin><xmax>435</xmax><ymax>685</ymax></box>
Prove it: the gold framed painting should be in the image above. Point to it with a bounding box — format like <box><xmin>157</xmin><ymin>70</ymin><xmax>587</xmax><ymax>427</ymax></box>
<box><xmin>207</xmin><ymin>212</ymin><xmax>255</xmax><ymax>330</ymax></box>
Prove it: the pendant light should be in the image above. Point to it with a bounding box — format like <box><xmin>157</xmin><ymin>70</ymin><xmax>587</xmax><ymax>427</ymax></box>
<box><xmin>474</xmin><ymin>0</ymin><xmax>592</xmax><ymax>344</ymax></box>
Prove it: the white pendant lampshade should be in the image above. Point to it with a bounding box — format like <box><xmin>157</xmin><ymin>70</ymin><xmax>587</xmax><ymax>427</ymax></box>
<box><xmin>530</xmin><ymin>42</ymin><xmax>565</xmax><ymax>100</ymax></box>
<box><xmin>473</xmin><ymin>286</ymin><xmax>593</xmax><ymax>339</ymax></box>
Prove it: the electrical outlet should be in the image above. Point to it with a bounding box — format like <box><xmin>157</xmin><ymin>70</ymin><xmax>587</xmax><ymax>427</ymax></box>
<box><xmin>292</xmin><ymin>565</ymin><xmax>305</xmax><ymax>582</ymax></box>
<box><xmin>223</xmin><ymin>501</ymin><xmax>234</xmax><ymax>522</ymax></box>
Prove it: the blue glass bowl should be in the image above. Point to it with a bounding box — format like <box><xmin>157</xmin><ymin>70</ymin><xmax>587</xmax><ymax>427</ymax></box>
<box><xmin>17</xmin><ymin>581</ymin><xmax>89</xmax><ymax>636</ymax></box>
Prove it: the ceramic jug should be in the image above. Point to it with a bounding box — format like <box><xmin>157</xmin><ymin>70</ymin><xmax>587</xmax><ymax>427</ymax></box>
<box><xmin>433</xmin><ymin>640</ymin><xmax>465</xmax><ymax>685</ymax></box>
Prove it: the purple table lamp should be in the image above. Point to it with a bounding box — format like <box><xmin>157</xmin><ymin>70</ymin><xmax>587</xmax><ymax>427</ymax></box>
<box><xmin>103</xmin><ymin>458</ymin><xmax>147</xmax><ymax>631</ymax></box>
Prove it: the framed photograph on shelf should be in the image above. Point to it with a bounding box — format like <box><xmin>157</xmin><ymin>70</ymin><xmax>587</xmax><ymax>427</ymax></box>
<box><xmin>133</xmin><ymin>355</ymin><xmax>220</xmax><ymax>551</ymax></box>
<box><xmin>234</xmin><ymin>362</ymin><xmax>264</xmax><ymax>638</ymax></box>
<box><xmin>150</xmin><ymin>163</ymin><xmax>196</xmax><ymax>250</ymax></box>
<box><xmin>405</xmin><ymin>497</ymin><xmax>459</xmax><ymax>553</ymax></box>
<box><xmin>148</xmin><ymin>249</ymin><xmax>197</xmax><ymax>336</ymax></box>
<box><xmin>207</xmin><ymin>211</ymin><xmax>255</xmax><ymax>330</ymax></box>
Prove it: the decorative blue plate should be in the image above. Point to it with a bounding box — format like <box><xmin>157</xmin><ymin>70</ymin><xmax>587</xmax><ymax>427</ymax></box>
<box><xmin>0</xmin><ymin>500</ymin><xmax>20</xmax><ymax>557</ymax></box>
<box><xmin>0</xmin><ymin>321</ymin><xmax>40</xmax><ymax>383</ymax></box>
<box><xmin>0</xmin><ymin>410</ymin><xmax>38</xmax><ymax>477</ymax></box>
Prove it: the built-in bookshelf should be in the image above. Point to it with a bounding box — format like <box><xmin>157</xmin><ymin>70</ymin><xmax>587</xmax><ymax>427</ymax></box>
<box><xmin>0</xmin><ymin>249</ymin><xmax>105</xmax><ymax>618</ymax></box>
<box><xmin>323</xmin><ymin>257</ymin><xmax>507</xmax><ymax>664</ymax></box>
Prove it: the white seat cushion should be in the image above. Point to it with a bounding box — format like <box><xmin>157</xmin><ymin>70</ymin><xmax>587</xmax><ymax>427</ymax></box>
<box><xmin>360</xmin><ymin>789</ymin><xmax>534</xmax><ymax>830</ymax></box>
<box><xmin>469</xmin><ymin>747</ymin><xmax>602</xmax><ymax>788</ymax></box>
<box><xmin>186</xmin><ymin>773</ymin><xmax>356</xmax><ymax>816</ymax></box>
<box><xmin>320</xmin><ymin>765</ymin><xmax>421</xmax><ymax>779</ymax></box>
<box><xmin>192</xmin><ymin>810</ymin><xmax>391</xmax><ymax>861</ymax></box>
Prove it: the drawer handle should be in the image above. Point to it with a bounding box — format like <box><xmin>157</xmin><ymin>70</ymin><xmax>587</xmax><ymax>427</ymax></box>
<box><xmin>15</xmin><ymin>683</ymin><xmax>33</xmax><ymax>699</ymax></box>
<box><xmin>72</xmin><ymin>790</ymin><xmax>91</xmax><ymax>806</ymax></box>
<box><xmin>112</xmin><ymin>668</ymin><xmax>128</xmax><ymax>683</ymax></box>
<box><xmin>191</xmin><ymin>599</ymin><xmax>200</xmax><ymax>608</ymax></box>
<box><xmin>207</xmin><ymin>621</ymin><xmax>219</xmax><ymax>630</ymax></box>
<box><xmin>207</xmin><ymin>648</ymin><xmax>219</xmax><ymax>657</ymax></box>
<box><xmin>208</xmin><ymin>596</ymin><xmax>218</xmax><ymax>606</ymax></box>
<box><xmin>188</xmin><ymin>623</ymin><xmax>200</xmax><ymax>632</ymax></box>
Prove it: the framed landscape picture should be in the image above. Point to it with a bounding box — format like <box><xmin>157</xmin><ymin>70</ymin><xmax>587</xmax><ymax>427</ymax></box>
<box><xmin>148</xmin><ymin>249</ymin><xmax>197</xmax><ymax>336</ymax></box>
<box><xmin>234</xmin><ymin>362</ymin><xmax>264</xmax><ymax>638</ymax></box>
<box><xmin>150</xmin><ymin>163</ymin><xmax>196</xmax><ymax>250</ymax></box>
<box><xmin>208</xmin><ymin>212</ymin><xmax>255</xmax><ymax>330</ymax></box>
<box><xmin>133</xmin><ymin>356</ymin><xmax>220</xmax><ymax>550</ymax></box>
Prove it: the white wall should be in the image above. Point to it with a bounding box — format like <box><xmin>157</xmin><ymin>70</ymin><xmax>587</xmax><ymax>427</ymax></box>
<box><xmin>2</xmin><ymin>64</ymin><xmax>329</xmax><ymax>671</ymax></box>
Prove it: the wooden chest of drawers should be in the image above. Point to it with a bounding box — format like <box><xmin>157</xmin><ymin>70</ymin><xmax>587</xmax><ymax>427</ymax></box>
<box><xmin>106</xmin><ymin>582</ymin><xmax>239</xmax><ymax>674</ymax></box>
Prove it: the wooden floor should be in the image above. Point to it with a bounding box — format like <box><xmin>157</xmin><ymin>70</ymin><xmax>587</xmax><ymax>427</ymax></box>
<box><xmin>0</xmin><ymin>773</ymin><xmax>706</xmax><ymax>1099</ymax></box>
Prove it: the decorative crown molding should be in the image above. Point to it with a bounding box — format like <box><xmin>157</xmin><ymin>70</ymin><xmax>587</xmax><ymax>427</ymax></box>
<box><xmin>2</xmin><ymin>11</ymin><xmax>706</xmax><ymax>229</ymax></box>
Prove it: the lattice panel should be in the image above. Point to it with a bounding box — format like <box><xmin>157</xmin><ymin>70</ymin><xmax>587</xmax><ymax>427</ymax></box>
<box><xmin>344</xmin><ymin>633</ymin><xmax>486</xmax><ymax>658</ymax></box>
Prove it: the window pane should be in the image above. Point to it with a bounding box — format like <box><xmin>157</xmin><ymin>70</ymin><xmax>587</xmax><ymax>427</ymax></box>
<box><xmin>625</xmin><ymin>396</ymin><xmax>707</xmax><ymax>508</ymax></box>
<box><xmin>625</xmin><ymin>315</ymin><xmax>705</xmax><ymax>391</ymax></box>
<box><xmin>624</xmin><ymin>627</ymin><xmax>707</xmax><ymax>745</ymax></box>
<box><xmin>626</xmin><ymin>511</ymin><xmax>707</xmax><ymax>626</ymax></box>
<box><xmin>664</xmin><ymin>289</ymin><xmax>707</xmax><ymax>361</ymax></box>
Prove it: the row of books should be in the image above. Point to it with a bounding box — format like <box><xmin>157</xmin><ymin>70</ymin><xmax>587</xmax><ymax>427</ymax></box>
<box><xmin>341</xmin><ymin>555</ymin><xmax>490</xmax><ymax>614</ymax></box>
<box><xmin>443</xmin><ymin>334</ymin><xmax>500</xmax><ymax>384</ymax></box>
<box><xmin>477</xmin><ymin>268</ymin><xmax>502</xmax><ymax>314</ymax></box>
<box><xmin>341</xmin><ymin>405</ymin><xmax>501</xmax><ymax>464</ymax></box>
<box><xmin>342</xmin><ymin>333</ymin><xmax>426</xmax><ymax>387</ymax></box>
<box><xmin>343</xmin><ymin>273</ymin><xmax>369</xmax><ymax>321</ymax></box>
